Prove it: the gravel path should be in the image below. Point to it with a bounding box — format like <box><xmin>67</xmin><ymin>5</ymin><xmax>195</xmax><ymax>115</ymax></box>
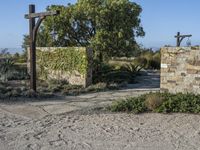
<box><xmin>3</xmin><ymin>71</ymin><xmax>199</xmax><ymax>149</ymax></box>
<box><xmin>1</xmin><ymin>108</ymin><xmax>200</xmax><ymax>150</ymax></box>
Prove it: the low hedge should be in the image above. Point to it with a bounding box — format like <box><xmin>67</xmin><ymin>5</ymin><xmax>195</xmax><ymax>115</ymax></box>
<box><xmin>110</xmin><ymin>92</ymin><xmax>200</xmax><ymax>114</ymax></box>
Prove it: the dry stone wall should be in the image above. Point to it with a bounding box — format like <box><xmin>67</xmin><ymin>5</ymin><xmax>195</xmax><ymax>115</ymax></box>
<box><xmin>161</xmin><ymin>47</ymin><xmax>200</xmax><ymax>94</ymax></box>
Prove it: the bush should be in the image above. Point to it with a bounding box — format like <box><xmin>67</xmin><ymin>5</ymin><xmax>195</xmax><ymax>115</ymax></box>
<box><xmin>110</xmin><ymin>95</ymin><xmax>147</xmax><ymax>113</ymax></box>
<box><xmin>109</xmin><ymin>92</ymin><xmax>200</xmax><ymax>114</ymax></box>
<box><xmin>156</xmin><ymin>93</ymin><xmax>200</xmax><ymax>113</ymax></box>
<box><xmin>93</xmin><ymin>60</ymin><xmax>137</xmax><ymax>84</ymax></box>
<box><xmin>92</xmin><ymin>60</ymin><xmax>115</xmax><ymax>83</ymax></box>
<box><xmin>7</xmin><ymin>64</ymin><xmax>29</xmax><ymax>80</ymax></box>
<box><xmin>0</xmin><ymin>58</ymin><xmax>15</xmax><ymax>81</ymax></box>
<box><xmin>133</xmin><ymin>57</ymin><xmax>147</xmax><ymax>68</ymax></box>
<box><xmin>120</xmin><ymin>63</ymin><xmax>143</xmax><ymax>75</ymax></box>
<box><xmin>145</xmin><ymin>93</ymin><xmax>163</xmax><ymax>111</ymax></box>
<box><xmin>133</xmin><ymin>50</ymin><xmax>160</xmax><ymax>70</ymax></box>
<box><xmin>85</xmin><ymin>83</ymin><xmax>107</xmax><ymax>92</ymax></box>
<box><xmin>105</xmin><ymin>70</ymin><xmax>132</xmax><ymax>84</ymax></box>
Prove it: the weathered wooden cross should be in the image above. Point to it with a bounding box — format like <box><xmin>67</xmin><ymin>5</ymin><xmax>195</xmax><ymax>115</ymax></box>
<box><xmin>175</xmin><ymin>32</ymin><xmax>192</xmax><ymax>47</ymax></box>
<box><xmin>25</xmin><ymin>4</ymin><xmax>59</xmax><ymax>92</ymax></box>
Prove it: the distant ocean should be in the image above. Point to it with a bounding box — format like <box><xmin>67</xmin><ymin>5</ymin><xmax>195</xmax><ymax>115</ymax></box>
<box><xmin>0</xmin><ymin>48</ymin><xmax>24</xmax><ymax>54</ymax></box>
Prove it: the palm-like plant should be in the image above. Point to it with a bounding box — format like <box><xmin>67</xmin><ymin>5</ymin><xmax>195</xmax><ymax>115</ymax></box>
<box><xmin>120</xmin><ymin>63</ymin><xmax>143</xmax><ymax>76</ymax></box>
<box><xmin>0</xmin><ymin>58</ymin><xmax>14</xmax><ymax>81</ymax></box>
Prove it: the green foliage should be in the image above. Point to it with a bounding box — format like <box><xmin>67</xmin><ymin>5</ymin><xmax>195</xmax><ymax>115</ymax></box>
<box><xmin>0</xmin><ymin>82</ymin><xmax>54</xmax><ymax>99</ymax></box>
<box><xmin>156</xmin><ymin>93</ymin><xmax>200</xmax><ymax>113</ymax></box>
<box><xmin>0</xmin><ymin>48</ymin><xmax>11</xmax><ymax>57</ymax></box>
<box><xmin>0</xmin><ymin>49</ymin><xmax>29</xmax><ymax>81</ymax></box>
<box><xmin>0</xmin><ymin>58</ymin><xmax>15</xmax><ymax>81</ymax></box>
<box><xmin>0</xmin><ymin>48</ymin><xmax>28</xmax><ymax>81</ymax></box>
<box><xmin>145</xmin><ymin>93</ymin><xmax>164</xmax><ymax>111</ymax></box>
<box><xmin>7</xmin><ymin>64</ymin><xmax>29</xmax><ymax>80</ymax></box>
<box><xmin>133</xmin><ymin>49</ymin><xmax>161</xmax><ymax>70</ymax></box>
<box><xmin>110</xmin><ymin>95</ymin><xmax>147</xmax><ymax>113</ymax></box>
<box><xmin>120</xmin><ymin>63</ymin><xmax>143</xmax><ymax>75</ymax></box>
<box><xmin>85</xmin><ymin>83</ymin><xmax>107</xmax><ymax>92</ymax></box>
<box><xmin>38</xmin><ymin>79</ymin><xmax>119</xmax><ymax>96</ymax></box>
<box><xmin>13</xmin><ymin>53</ymin><xmax>27</xmax><ymax>64</ymax></box>
<box><xmin>110</xmin><ymin>92</ymin><xmax>200</xmax><ymax>114</ymax></box>
<box><xmin>23</xmin><ymin>0</ymin><xmax>144</xmax><ymax>61</ymax></box>
<box><xmin>93</xmin><ymin>60</ymin><xmax>142</xmax><ymax>84</ymax></box>
<box><xmin>36</xmin><ymin>48</ymin><xmax>88</xmax><ymax>80</ymax></box>
<box><xmin>92</xmin><ymin>60</ymin><xmax>115</xmax><ymax>83</ymax></box>
<box><xmin>105</xmin><ymin>70</ymin><xmax>133</xmax><ymax>84</ymax></box>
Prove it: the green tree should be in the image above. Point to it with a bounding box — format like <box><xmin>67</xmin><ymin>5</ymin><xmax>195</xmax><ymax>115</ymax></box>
<box><xmin>23</xmin><ymin>0</ymin><xmax>144</xmax><ymax>62</ymax></box>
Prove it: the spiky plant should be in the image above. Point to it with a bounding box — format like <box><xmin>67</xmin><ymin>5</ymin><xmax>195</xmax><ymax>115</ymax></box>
<box><xmin>0</xmin><ymin>58</ymin><xmax>14</xmax><ymax>82</ymax></box>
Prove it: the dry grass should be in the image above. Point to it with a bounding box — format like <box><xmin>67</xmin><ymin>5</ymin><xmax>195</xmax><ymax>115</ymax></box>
<box><xmin>145</xmin><ymin>93</ymin><xmax>164</xmax><ymax>111</ymax></box>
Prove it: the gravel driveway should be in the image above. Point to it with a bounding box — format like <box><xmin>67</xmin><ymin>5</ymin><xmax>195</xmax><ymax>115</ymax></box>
<box><xmin>0</xmin><ymin>108</ymin><xmax>200</xmax><ymax>150</ymax></box>
<box><xmin>2</xmin><ymin>70</ymin><xmax>199</xmax><ymax>150</ymax></box>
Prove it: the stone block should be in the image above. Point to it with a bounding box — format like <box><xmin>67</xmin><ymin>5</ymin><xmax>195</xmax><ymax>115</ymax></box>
<box><xmin>187</xmin><ymin>69</ymin><xmax>199</xmax><ymax>74</ymax></box>
<box><xmin>195</xmin><ymin>77</ymin><xmax>200</xmax><ymax>81</ymax></box>
<box><xmin>161</xmin><ymin>47</ymin><xmax>200</xmax><ymax>94</ymax></box>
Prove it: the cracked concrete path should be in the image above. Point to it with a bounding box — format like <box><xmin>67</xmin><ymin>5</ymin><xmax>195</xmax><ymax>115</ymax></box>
<box><xmin>0</xmin><ymin>70</ymin><xmax>160</xmax><ymax>119</ymax></box>
<box><xmin>0</xmin><ymin>88</ymin><xmax>159</xmax><ymax>119</ymax></box>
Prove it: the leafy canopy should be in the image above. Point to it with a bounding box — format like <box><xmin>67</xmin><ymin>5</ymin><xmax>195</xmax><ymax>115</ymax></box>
<box><xmin>23</xmin><ymin>0</ymin><xmax>144</xmax><ymax>60</ymax></box>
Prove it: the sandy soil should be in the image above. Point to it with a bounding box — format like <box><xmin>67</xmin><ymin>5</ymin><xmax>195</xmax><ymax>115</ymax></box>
<box><xmin>1</xmin><ymin>71</ymin><xmax>199</xmax><ymax>150</ymax></box>
<box><xmin>1</xmin><ymin>107</ymin><xmax>200</xmax><ymax>150</ymax></box>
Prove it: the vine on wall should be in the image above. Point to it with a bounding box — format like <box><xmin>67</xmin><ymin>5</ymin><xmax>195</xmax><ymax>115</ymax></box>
<box><xmin>36</xmin><ymin>47</ymin><xmax>88</xmax><ymax>80</ymax></box>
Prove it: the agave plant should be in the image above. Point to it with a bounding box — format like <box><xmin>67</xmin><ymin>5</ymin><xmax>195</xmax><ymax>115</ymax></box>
<box><xmin>120</xmin><ymin>63</ymin><xmax>143</xmax><ymax>75</ymax></box>
<box><xmin>0</xmin><ymin>58</ymin><xmax>14</xmax><ymax>82</ymax></box>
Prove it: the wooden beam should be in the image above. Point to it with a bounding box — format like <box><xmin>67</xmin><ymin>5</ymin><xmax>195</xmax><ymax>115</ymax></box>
<box><xmin>175</xmin><ymin>32</ymin><xmax>192</xmax><ymax>47</ymax></box>
<box><xmin>25</xmin><ymin>10</ymin><xmax>59</xmax><ymax>19</ymax></box>
<box><xmin>175</xmin><ymin>35</ymin><xmax>192</xmax><ymax>38</ymax></box>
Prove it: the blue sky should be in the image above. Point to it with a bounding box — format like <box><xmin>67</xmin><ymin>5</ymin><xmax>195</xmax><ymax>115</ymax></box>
<box><xmin>134</xmin><ymin>0</ymin><xmax>200</xmax><ymax>48</ymax></box>
<box><xmin>0</xmin><ymin>0</ymin><xmax>199</xmax><ymax>50</ymax></box>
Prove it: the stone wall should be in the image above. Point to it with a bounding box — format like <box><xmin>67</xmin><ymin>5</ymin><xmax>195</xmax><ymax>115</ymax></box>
<box><xmin>27</xmin><ymin>47</ymin><xmax>93</xmax><ymax>87</ymax></box>
<box><xmin>161</xmin><ymin>47</ymin><xmax>200</xmax><ymax>94</ymax></box>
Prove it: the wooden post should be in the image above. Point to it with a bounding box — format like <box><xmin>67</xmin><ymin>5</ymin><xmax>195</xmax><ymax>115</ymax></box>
<box><xmin>176</xmin><ymin>32</ymin><xmax>180</xmax><ymax>47</ymax></box>
<box><xmin>25</xmin><ymin>4</ymin><xmax>59</xmax><ymax>92</ymax></box>
<box><xmin>29</xmin><ymin>4</ymin><xmax>36</xmax><ymax>91</ymax></box>
<box><xmin>175</xmin><ymin>32</ymin><xmax>192</xmax><ymax>47</ymax></box>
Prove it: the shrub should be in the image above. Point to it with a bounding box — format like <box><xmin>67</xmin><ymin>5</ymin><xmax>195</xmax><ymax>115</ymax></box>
<box><xmin>133</xmin><ymin>57</ymin><xmax>147</xmax><ymax>68</ymax></box>
<box><xmin>110</xmin><ymin>92</ymin><xmax>200</xmax><ymax>114</ymax></box>
<box><xmin>85</xmin><ymin>83</ymin><xmax>107</xmax><ymax>92</ymax></box>
<box><xmin>120</xmin><ymin>63</ymin><xmax>143</xmax><ymax>75</ymax></box>
<box><xmin>105</xmin><ymin>71</ymin><xmax>133</xmax><ymax>84</ymax></box>
<box><xmin>7</xmin><ymin>64</ymin><xmax>29</xmax><ymax>80</ymax></box>
<box><xmin>133</xmin><ymin>50</ymin><xmax>161</xmax><ymax>70</ymax></box>
<box><xmin>0</xmin><ymin>84</ymin><xmax>7</xmax><ymax>94</ymax></box>
<box><xmin>145</xmin><ymin>93</ymin><xmax>164</xmax><ymax>111</ymax></box>
<box><xmin>46</xmin><ymin>79</ymin><xmax>69</xmax><ymax>92</ymax></box>
<box><xmin>92</xmin><ymin>60</ymin><xmax>115</xmax><ymax>83</ymax></box>
<box><xmin>0</xmin><ymin>58</ymin><xmax>15</xmax><ymax>81</ymax></box>
<box><xmin>110</xmin><ymin>96</ymin><xmax>147</xmax><ymax>114</ymax></box>
<box><xmin>155</xmin><ymin>93</ymin><xmax>200</xmax><ymax>113</ymax></box>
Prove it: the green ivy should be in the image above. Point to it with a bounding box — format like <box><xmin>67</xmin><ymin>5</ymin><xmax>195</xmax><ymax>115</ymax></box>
<box><xmin>36</xmin><ymin>47</ymin><xmax>88</xmax><ymax>79</ymax></box>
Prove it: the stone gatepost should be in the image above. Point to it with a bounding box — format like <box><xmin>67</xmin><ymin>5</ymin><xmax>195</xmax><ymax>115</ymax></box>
<box><xmin>160</xmin><ymin>47</ymin><xmax>200</xmax><ymax>94</ymax></box>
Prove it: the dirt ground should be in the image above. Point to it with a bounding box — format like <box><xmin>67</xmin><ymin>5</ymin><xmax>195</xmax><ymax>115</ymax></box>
<box><xmin>0</xmin><ymin>108</ymin><xmax>200</xmax><ymax>150</ymax></box>
<box><xmin>1</xmin><ymin>71</ymin><xmax>199</xmax><ymax>150</ymax></box>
